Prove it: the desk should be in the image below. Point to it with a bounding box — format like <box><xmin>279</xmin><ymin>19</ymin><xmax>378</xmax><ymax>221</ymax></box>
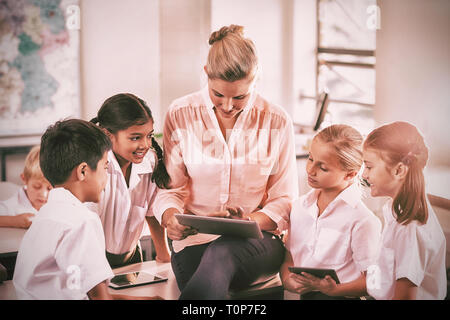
<box><xmin>0</xmin><ymin>227</ymin><xmax>26</xmax><ymax>258</ymax></box>
<box><xmin>0</xmin><ymin>260</ymin><xmax>180</xmax><ymax>300</ymax></box>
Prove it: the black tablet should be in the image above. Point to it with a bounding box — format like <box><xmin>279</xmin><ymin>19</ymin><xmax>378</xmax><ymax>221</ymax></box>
<box><xmin>108</xmin><ymin>271</ymin><xmax>168</xmax><ymax>290</ymax></box>
<box><xmin>175</xmin><ymin>214</ymin><xmax>263</xmax><ymax>239</ymax></box>
<box><xmin>288</xmin><ymin>267</ymin><xmax>340</xmax><ymax>284</ymax></box>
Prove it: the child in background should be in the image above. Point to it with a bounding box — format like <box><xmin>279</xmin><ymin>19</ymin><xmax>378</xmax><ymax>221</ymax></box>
<box><xmin>0</xmin><ymin>146</ymin><xmax>52</xmax><ymax>228</ymax></box>
<box><xmin>13</xmin><ymin>119</ymin><xmax>161</xmax><ymax>300</ymax></box>
<box><xmin>363</xmin><ymin>121</ymin><xmax>446</xmax><ymax>300</ymax></box>
<box><xmin>281</xmin><ymin>124</ymin><xmax>381</xmax><ymax>299</ymax></box>
<box><xmin>89</xmin><ymin>93</ymin><xmax>171</xmax><ymax>267</ymax></box>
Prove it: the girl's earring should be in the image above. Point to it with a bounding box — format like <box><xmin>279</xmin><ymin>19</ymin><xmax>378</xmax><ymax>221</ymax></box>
<box><xmin>23</xmin><ymin>185</ymin><xmax>27</xmax><ymax>190</ymax></box>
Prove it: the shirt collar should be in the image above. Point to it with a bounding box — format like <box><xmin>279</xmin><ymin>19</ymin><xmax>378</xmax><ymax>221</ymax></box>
<box><xmin>47</xmin><ymin>187</ymin><xmax>83</xmax><ymax>206</ymax></box>
<box><xmin>107</xmin><ymin>150</ymin><xmax>155</xmax><ymax>176</ymax></box>
<box><xmin>303</xmin><ymin>182</ymin><xmax>362</xmax><ymax>209</ymax></box>
<box><xmin>382</xmin><ymin>198</ymin><xmax>397</xmax><ymax>223</ymax></box>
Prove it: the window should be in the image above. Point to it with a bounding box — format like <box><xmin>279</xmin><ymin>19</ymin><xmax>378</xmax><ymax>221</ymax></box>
<box><xmin>300</xmin><ymin>0</ymin><xmax>377</xmax><ymax>135</ymax></box>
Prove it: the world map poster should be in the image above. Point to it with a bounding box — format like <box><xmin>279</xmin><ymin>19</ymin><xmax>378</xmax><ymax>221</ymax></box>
<box><xmin>0</xmin><ymin>0</ymin><xmax>80</xmax><ymax>141</ymax></box>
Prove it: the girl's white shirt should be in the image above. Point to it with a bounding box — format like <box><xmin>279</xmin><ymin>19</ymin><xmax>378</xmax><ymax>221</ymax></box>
<box><xmin>366</xmin><ymin>199</ymin><xmax>447</xmax><ymax>300</ymax></box>
<box><xmin>287</xmin><ymin>183</ymin><xmax>382</xmax><ymax>284</ymax></box>
<box><xmin>86</xmin><ymin>150</ymin><xmax>158</xmax><ymax>255</ymax></box>
<box><xmin>0</xmin><ymin>187</ymin><xmax>38</xmax><ymax>216</ymax></box>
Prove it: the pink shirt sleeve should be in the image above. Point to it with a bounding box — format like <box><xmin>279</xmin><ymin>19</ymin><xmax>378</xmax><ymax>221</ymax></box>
<box><xmin>258</xmin><ymin>114</ymin><xmax>298</xmax><ymax>231</ymax></box>
<box><xmin>153</xmin><ymin>106</ymin><xmax>190</xmax><ymax>223</ymax></box>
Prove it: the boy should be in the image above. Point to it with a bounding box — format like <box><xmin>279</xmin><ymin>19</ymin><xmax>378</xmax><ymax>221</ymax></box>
<box><xmin>0</xmin><ymin>146</ymin><xmax>52</xmax><ymax>228</ymax></box>
<box><xmin>13</xmin><ymin>119</ymin><xmax>161</xmax><ymax>300</ymax></box>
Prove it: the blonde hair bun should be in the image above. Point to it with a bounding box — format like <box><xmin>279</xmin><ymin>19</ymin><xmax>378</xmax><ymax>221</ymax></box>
<box><xmin>206</xmin><ymin>24</ymin><xmax>258</xmax><ymax>82</ymax></box>
<box><xmin>208</xmin><ymin>25</ymin><xmax>244</xmax><ymax>45</ymax></box>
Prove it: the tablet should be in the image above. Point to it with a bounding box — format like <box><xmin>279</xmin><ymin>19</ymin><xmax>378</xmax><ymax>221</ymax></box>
<box><xmin>175</xmin><ymin>214</ymin><xmax>264</xmax><ymax>239</ymax></box>
<box><xmin>108</xmin><ymin>271</ymin><xmax>168</xmax><ymax>290</ymax></box>
<box><xmin>288</xmin><ymin>267</ymin><xmax>340</xmax><ymax>284</ymax></box>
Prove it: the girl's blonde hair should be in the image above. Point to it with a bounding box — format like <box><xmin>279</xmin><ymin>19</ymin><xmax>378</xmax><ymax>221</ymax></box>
<box><xmin>205</xmin><ymin>24</ymin><xmax>258</xmax><ymax>82</ymax></box>
<box><xmin>23</xmin><ymin>145</ymin><xmax>44</xmax><ymax>181</ymax></box>
<box><xmin>315</xmin><ymin>124</ymin><xmax>363</xmax><ymax>173</ymax></box>
<box><xmin>364</xmin><ymin>121</ymin><xmax>429</xmax><ymax>225</ymax></box>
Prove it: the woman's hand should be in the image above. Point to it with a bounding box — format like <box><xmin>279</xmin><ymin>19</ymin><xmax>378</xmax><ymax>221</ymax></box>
<box><xmin>162</xmin><ymin>208</ymin><xmax>197</xmax><ymax>241</ymax></box>
<box><xmin>206</xmin><ymin>206</ymin><xmax>246</xmax><ymax>220</ymax></box>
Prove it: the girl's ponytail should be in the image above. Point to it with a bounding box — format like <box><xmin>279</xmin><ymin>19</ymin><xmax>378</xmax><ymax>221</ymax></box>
<box><xmin>151</xmin><ymin>136</ymin><xmax>170</xmax><ymax>189</ymax></box>
<box><xmin>394</xmin><ymin>153</ymin><xmax>428</xmax><ymax>224</ymax></box>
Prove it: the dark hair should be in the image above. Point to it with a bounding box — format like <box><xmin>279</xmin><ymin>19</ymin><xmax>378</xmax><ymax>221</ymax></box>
<box><xmin>40</xmin><ymin>119</ymin><xmax>112</xmax><ymax>186</ymax></box>
<box><xmin>90</xmin><ymin>93</ymin><xmax>170</xmax><ymax>189</ymax></box>
<box><xmin>364</xmin><ymin>121</ymin><xmax>429</xmax><ymax>225</ymax></box>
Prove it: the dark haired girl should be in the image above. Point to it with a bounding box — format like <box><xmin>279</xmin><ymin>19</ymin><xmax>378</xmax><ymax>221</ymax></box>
<box><xmin>89</xmin><ymin>93</ymin><xmax>171</xmax><ymax>267</ymax></box>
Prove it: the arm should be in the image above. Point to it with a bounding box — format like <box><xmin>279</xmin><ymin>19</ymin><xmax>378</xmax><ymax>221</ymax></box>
<box><xmin>257</xmin><ymin>118</ymin><xmax>298</xmax><ymax>232</ymax></box>
<box><xmin>153</xmin><ymin>109</ymin><xmax>190</xmax><ymax>225</ymax></box>
<box><xmin>153</xmin><ymin>109</ymin><xmax>198</xmax><ymax>240</ymax></box>
<box><xmin>145</xmin><ymin>216</ymin><xmax>171</xmax><ymax>262</ymax></box>
<box><xmin>245</xmin><ymin>211</ymin><xmax>277</xmax><ymax>231</ymax></box>
<box><xmin>392</xmin><ymin>278</ymin><xmax>418</xmax><ymax>300</ymax></box>
<box><xmin>279</xmin><ymin>238</ymin><xmax>313</xmax><ymax>295</ymax></box>
<box><xmin>0</xmin><ymin>213</ymin><xmax>34</xmax><ymax>228</ymax></box>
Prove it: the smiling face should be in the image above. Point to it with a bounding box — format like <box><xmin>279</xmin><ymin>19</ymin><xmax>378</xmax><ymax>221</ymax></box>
<box><xmin>306</xmin><ymin>138</ymin><xmax>352</xmax><ymax>192</ymax></box>
<box><xmin>109</xmin><ymin>120</ymin><xmax>154</xmax><ymax>166</ymax></box>
<box><xmin>362</xmin><ymin>148</ymin><xmax>402</xmax><ymax>198</ymax></box>
<box><xmin>207</xmin><ymin>75</ymin><xmax>255</xmax><ymax>120</ymax></box>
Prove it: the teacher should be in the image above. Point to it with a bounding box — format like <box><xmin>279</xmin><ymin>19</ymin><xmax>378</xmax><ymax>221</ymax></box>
<box><xmin>154</xmin><ymin>25</ymin><xmax>298</xmax><ymax>299</ymax></box>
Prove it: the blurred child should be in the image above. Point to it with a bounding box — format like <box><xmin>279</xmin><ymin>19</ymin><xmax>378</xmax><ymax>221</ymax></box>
<box><xmin>0</xmin><ymin>146</ymin><xmax>52</xmax><ymax>228</ymax></box>
<box><xmin>89</xmin><ymin>93</ymin><xmax>171</xmax><ymax>267</ymax></box>
<box><xmin>363</xmin><ymin>121</ymin><xmax>446</xmax><ymax>300</ymax></box>
<box><xmin>281</xmin><ymin>124</ymin><xmax>381</xmax><ymax>299</ymax></box>
<box><xmin>13</xmin><ymin>119</ymin><xmax>161</xmax><ymax>300</ymax></box>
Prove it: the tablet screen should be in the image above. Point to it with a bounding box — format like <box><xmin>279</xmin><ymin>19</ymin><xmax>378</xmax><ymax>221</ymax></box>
<box><xmin>108</xmin><ymin>271</ymin><xmax>167</xmax><ymax>289</ymax></box>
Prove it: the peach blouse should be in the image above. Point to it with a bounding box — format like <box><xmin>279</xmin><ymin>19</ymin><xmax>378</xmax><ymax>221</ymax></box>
<box><xmin>154</xmin><ymin>86</ymin><xmax>298</xmax><ymax>252</ymax></box>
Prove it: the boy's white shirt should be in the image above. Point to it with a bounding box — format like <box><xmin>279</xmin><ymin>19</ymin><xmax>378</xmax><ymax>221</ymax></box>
<box><xmin>13</xmin><ymin>188</ymin><xmax>114</xmax><ymax>300</ymax></box>
<box><xmin>0</xmin><ymin>187</ymin><xmax>38</xmax><ymax>216</ymax></box>
<box><xmin>287</xmin><ymin>183</ymin><xmax>382</xmax><ymax>284</ymax></box>
<box><xmin>366</xmin><ymin>199</ymin><xmax>447</xmax><ymax>300</ymax></box>
<box><xmin>85</xmin><ymin>150</ymin><xmax>158</xmax><ymax>255</ymax></box>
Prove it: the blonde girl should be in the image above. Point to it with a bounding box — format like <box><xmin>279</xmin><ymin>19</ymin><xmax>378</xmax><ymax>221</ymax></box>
<box><xmin>281</xmin><ymin>124</ymin><xmax>382</xmax><ymax>300</ymax></box>
<box><xmin>363</xmin><ymin>121</ymin><xmax>446</xmax><ymax>299</ymax></box>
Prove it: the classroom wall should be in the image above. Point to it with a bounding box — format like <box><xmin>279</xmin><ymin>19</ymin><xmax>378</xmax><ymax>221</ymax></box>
<box><xmin>159</xmin><ymin>0</ymin><xmax>211</xmax><ymax>118</ymax></box>
<box><xmin>375</xmin><ymin>0</ymin><xmax>450</xmax><ymax>167</ymax></box>
<box><xmin>80</xmin><ymin>0</ymin><xmax>162</xmax><ymax>129</ymax></box>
